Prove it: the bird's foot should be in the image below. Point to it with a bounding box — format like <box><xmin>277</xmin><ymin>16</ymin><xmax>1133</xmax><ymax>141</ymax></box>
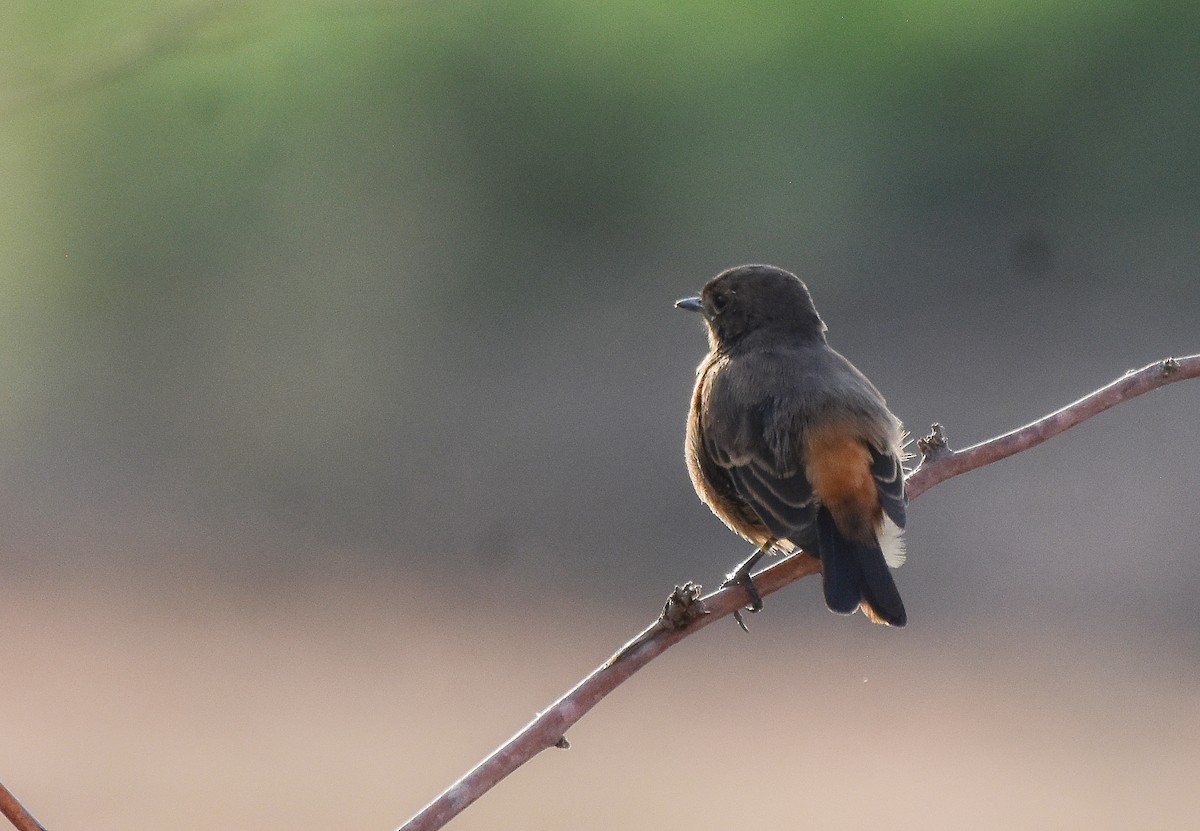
<box><xmin>721</xmin><ymin>559</ymin><xmax>765</xmax><ymax>633</ymax></box>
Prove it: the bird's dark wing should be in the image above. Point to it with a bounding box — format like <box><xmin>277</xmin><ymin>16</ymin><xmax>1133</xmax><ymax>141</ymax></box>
<box><xmin>868</xmin><ymin>444</ymin><xmax>906</xmax><ymax>528</ymax></box>
<box><xmin>701</xmin><ymin>368</ymin><xmax>818</xmax><ymax>546</ymax></box>
<box><xmin>726</xmin><ymin>460</ymin><xmax>817</xmax><ymax>544</ymax></box>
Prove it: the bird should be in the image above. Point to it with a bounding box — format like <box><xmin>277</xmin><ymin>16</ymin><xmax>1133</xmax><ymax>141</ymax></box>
<box><xmin>676</xmin><ymin>264</ymin><xmax>908</xmax><ymax>627</ymax></box>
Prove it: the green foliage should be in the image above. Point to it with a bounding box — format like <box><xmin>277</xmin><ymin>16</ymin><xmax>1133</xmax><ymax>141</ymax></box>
<box><xmin>6</xmin><ymin>1</ymin><xmax>1196</xmax><ymax>298</ymax></box>
<box><xmin>1</xmin><ymin>0</ymin><xmax>1197</xmax><ymax>552</ymax></box>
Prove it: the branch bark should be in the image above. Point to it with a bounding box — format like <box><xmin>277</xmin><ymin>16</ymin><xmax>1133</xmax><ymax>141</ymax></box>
<box><xmin>0</xmin><ymin>781</ymin><xmax>46</xmax><ymax>831</ymax></box>
<box><xmin>2</xmin><ymin>357</ymin><xmax>1195</xmax><ymax>831</ymax></box>
<box><xmin>396</xmin><ymin>355</ymin><xmax>1200</xmax><ymax>831</ymax></box>
<box><xmin>904</xmin><ymin>355</ymin><xmax>1197</xmax><ymax>499</ymax></box>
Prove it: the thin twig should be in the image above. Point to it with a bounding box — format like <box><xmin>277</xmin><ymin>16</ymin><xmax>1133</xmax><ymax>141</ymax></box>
<box><xmin>904</xmin><ymin>355</ymin><xmax>1199</xmax><ymax>499</ymax></box>
<box><xmin>396</xmin><ymin>355</ymin><xmax>1200</xmax><ymax>831</ymax></box>
<box><xmin>394</xmin><ymin>558</ymin><xmax>823</xmax><ymax>831</ymax></box>
<box><xmin>0</xmin><ymin>781</ymin><xmax>46</xmax><ymax>831</ymax></box>
<box><xmin>4</xmin><ymin>358</ymin><xmax>1195</xmax><ymax>831</ymax></box>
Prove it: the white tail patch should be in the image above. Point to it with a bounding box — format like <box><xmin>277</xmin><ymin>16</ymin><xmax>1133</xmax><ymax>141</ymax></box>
<box><xmin>879</xmin><ymin>515</ymin><xmax>906</xmax><ymax>568</ymax></box>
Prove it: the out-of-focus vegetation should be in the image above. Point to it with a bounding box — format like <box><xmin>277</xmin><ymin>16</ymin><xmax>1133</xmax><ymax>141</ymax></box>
<box><xmin>3</xmin><ymin>1</ymin><xmax>1196</xmax><ymax>587</ymax></box>
<box><xmin>2</xmin><ymin>2</ymin><xmax>1198</xmax><ymax>828</ymax></box>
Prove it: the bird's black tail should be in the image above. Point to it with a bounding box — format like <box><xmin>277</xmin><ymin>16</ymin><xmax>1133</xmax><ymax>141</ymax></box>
<box><xmin>816</xmin><ymin>506</ymin><xmax>907</xmax><ymax>627</ymax></box>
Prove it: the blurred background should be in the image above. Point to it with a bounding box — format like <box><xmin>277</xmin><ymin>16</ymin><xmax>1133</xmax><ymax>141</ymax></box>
<box><xmin>2</xmin><ymin>1</ymin><xmax>1198</xmax><ymax>829</ymax></box>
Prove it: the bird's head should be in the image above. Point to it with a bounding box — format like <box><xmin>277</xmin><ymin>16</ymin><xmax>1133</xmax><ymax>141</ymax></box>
<box><xmin>676</xmin><ymin>264</ymin><xmax>826</xmax><ymax>350</ymax></box>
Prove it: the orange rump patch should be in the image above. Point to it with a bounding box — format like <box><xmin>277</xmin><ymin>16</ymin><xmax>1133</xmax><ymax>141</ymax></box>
<box><xmin>804</xmin><ymin>422</ymin><xmax>882</xmax><ymax>543</ymax></box>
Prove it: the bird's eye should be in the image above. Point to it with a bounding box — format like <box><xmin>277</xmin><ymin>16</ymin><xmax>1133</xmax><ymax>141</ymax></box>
<box><xmin>711</xmin><ymin>292</ymin><xmax>729</xmax><ymax>312</ymax></box>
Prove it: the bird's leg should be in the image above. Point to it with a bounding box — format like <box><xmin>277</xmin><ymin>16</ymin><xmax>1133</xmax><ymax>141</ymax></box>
<box><xmin>721</xmin><ymin>541</ymin><xmax>773</xmax><ymax>632</ymax></box>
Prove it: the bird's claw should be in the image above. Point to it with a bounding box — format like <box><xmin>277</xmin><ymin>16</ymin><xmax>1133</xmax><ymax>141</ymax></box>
<box><xmin>721</xmin><ymin>564</ymin><xmax>763</xmax><ymax>633</ymax></box>
<box><xmin>732</xmin><ymin>609</ymin><xmax>750</xmax><ymax>633</ymax></box>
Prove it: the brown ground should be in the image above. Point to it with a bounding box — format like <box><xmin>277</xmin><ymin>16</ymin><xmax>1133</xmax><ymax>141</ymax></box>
<box><xmin>3</xmin><ymin>569</ymin><xmax>1197</xmax><ymax>831</ymax></box>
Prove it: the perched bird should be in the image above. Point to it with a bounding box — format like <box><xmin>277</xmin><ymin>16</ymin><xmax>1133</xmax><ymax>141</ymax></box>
<box><xmin>676</xmin><ymin>264</ymin><xmax>908</xmax><ymax>626</ymax></box>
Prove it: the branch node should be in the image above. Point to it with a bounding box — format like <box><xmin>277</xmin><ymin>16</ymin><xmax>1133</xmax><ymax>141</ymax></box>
<box><xmin>1162</xmin><ymin>357</ymin><xmax>1180</xmax><ymax>375</ymax></box>
<box><xmin>554</xmin><ymin>736</ymin><xmax>571</xmax><ymax>750</ymax></box>
<box><xmin>917</xmin><ymin>422</ymin><xmax>952</xmax><ymax>461</ymax></box>
<box><xmin>660</xmin><ymin>581</ymin><xmax>707</xmax><ymax>629</ymax></box>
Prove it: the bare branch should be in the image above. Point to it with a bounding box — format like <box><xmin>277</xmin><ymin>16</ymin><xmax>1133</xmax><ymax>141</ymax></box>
<box><xmin>904</xmin><ymin>356</ymin><xmax>1200</xmax><ymax>499</ymax></box>
<box><xmin>396</xmin><ymin>355</ymin><xmax>1200</xmax><ymax>831</ymax></box>
<box><xmin>0</xmin><ymin>781</ymin><xmax>47</xmax><ymax>831</ymax></box>
<box><xmin>5</xmin><ymin>357</ymin><xmax>1196</xmax><ymax>831</ymax></box>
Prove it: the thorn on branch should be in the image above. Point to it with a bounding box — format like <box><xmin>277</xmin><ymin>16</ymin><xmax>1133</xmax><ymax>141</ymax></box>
<box><xmin>917</xmin><ymin>423</ymin><xmax>951</xmax><ymax>462</ymax></box>
<box><xmin>660</xmin><ymin>581</ymin><xmax>707</xmax><ymax>629</ymax></box>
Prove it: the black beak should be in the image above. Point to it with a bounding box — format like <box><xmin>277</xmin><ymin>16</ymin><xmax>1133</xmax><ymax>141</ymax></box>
<box><xmin>675</xmin><ymin>296</ymin><xmax>705</xmax><ymax>314</ymax></box>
